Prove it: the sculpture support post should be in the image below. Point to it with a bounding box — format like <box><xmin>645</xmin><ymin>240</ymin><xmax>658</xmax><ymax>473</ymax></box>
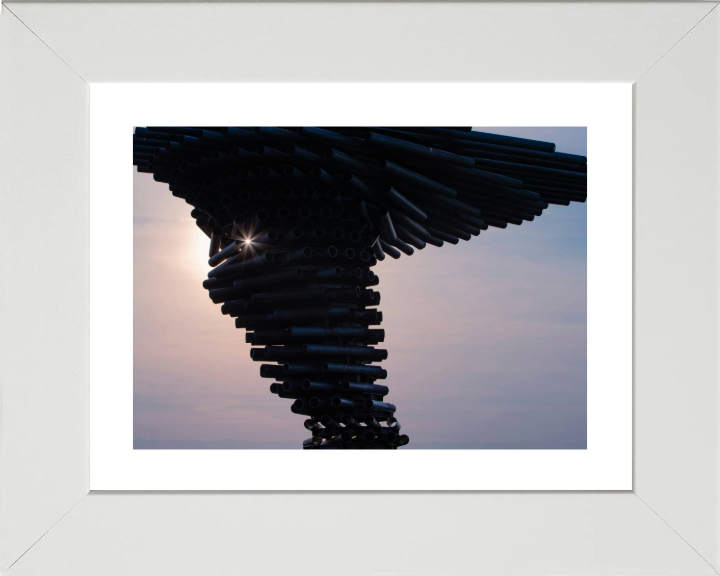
<box><xmin>226</xmin><ymin>225</ymin><xmax>399</xmax><ymax>449</ymax></box>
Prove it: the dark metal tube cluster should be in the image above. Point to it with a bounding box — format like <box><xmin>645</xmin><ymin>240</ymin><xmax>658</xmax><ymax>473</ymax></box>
<box><xmin>134</xmin><ymin>126</ymin><xmax>587</xmax><ymax>449</ymax></box>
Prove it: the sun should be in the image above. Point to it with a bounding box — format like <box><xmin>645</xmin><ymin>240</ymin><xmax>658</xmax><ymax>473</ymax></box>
<box><xmin>187</xmin><ymin>227</ymin><xmax>214</xmax><ymax>279</ymax></box>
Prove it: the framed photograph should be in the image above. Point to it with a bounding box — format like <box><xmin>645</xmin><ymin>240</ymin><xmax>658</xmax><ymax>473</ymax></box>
<box><xmin>90</xmin><ymin>83</ymin><xmax>628</xmax><ymax>491</ymax></box>
<box><xmin>1</xmin><ymin>2</ymin><xmax>718</xmax><ymax>574</ymax></box>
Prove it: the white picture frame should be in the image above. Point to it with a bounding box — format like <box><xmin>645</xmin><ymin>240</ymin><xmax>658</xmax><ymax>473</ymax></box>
<box><xmin>1</xmin><ymin>2</ymin><xmax>718</xmax><ymax>574</ymax></box>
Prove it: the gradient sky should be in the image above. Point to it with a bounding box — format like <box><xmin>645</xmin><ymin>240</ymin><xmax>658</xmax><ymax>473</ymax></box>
<box><xmin>134</xmin><ymin>127</ymin><xmax>587</xmax><ymax>449</ymax></box>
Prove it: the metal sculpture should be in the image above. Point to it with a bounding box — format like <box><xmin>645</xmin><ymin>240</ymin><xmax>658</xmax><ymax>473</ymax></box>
<box><xmin>133</xmin><ymin>127</ymin><xmax>587</xmax><ymax>449</ymax></box>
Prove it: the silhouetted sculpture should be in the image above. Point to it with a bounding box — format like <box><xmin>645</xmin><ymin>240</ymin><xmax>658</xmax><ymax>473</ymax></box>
<box><xmin>134</xmin><ymin>127</ymin><xmax>587</xmax><ymax>449</ymax></box>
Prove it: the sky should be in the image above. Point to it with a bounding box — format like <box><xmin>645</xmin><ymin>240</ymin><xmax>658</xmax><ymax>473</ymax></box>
<box><xmin>134</xmin><ymin>127</ymin><xmax>587</xmax><ymax>449</ymax></box>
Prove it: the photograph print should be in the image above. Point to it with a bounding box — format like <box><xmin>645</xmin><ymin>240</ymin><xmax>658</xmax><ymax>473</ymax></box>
<box><xmin>133</xmin><ymin>126</ymin><xmax>587</xmax><ymax>450</ymax></box>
